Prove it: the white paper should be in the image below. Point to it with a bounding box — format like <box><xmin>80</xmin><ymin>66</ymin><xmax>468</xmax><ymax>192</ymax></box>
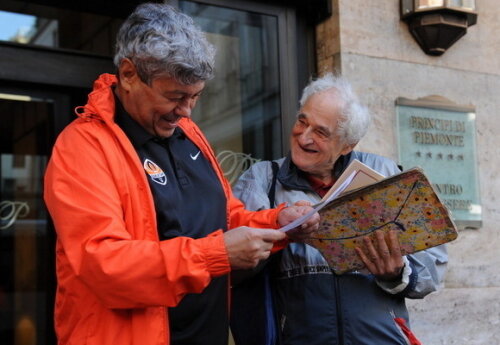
<box><xmin>320</xmin><ymin>159</ymin><xmax>385</xmax><ymax>202</ymax></box>
<box><xmin>279</xmin><ymin>170</ymin><xmax>357</xmax><ymax>232</ymax></box>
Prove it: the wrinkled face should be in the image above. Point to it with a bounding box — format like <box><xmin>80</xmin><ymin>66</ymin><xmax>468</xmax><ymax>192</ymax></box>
<box><xmin>117</xmin><ymin>60</ymin><xmax>205</xmax><ymax>138</ymax></box>
<box><xmin>290</xmin><ymin>90</ymin><xmax>354</xmax><ymax>180</ymax></box>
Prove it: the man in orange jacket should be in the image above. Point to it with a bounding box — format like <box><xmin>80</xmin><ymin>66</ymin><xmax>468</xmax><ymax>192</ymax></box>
<box><xmin>43</xmin><ymin>3</ymin><xmax>319</xmax><ymax>345</ymax></box>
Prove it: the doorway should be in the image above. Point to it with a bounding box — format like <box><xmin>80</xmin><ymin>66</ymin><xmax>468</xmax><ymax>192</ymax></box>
<box><xmin>0</xmin><ymin>86</ymin><xmax>71</xmax><ymax>345</ymax></box>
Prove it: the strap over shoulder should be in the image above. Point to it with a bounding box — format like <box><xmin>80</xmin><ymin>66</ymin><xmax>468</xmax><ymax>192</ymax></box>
<box><xmin>268</xmin><ymin>161</ymin><xmax>280</xmax><ymax>207</ymax></box>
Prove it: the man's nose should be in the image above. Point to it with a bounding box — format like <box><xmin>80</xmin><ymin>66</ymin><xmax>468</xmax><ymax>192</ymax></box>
<box><xmin>174</xmin><ymin>99</ymin><xmax>193</xmax><ymax>118</ymax></box>
<box><xmin>298</xmin><ymin>127</ymin><xmax>314</xmax><ymax>145</ymax></box>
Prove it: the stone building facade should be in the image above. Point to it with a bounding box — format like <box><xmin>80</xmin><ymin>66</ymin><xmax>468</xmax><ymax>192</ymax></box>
<box><xmin>315</xmin><ymin>1</ymin><xmax>500</xmax><ymax>344</ymax></box>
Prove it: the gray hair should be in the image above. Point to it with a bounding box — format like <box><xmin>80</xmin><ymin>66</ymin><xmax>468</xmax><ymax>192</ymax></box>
<box><xmin>114</xmin><ymin>3</ymin><xmax>215</xmax><ymax>85</ymax></box>
<box><xmin>299</xmin><ymin>73</ymin><xmax>371</xmax><ymax>146</ymax></box>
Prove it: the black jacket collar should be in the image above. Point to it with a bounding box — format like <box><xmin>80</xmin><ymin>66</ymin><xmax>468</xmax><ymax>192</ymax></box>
<box><xmin>277</xmin><ymin>152</ymin><xmax>353</xmax><ymax>193</ymax></box>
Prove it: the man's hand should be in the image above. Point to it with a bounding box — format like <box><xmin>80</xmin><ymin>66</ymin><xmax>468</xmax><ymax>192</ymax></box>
<box><xmin>277</xmin><ymin>200</ymin><xmax>320</xmax><ymax>241</ymax></box>
<box><xmin>355</xmin><ymin>230</ymin><xmax>405</xmax><ymax>281</ymax></box>
<box><xmin>224</xmin><ymin>227</ymin><xmax>286</xmax><ymax>270</ymax></box>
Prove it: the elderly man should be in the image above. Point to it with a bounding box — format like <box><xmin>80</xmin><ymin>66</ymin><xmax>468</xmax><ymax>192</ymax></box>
<box><xmin>43</xmin><ymin>4</ymin><xmax>318</xmax><ymax>345</ymax></box>
<box><xmin>232</xmin><ymin>74</ymin><xmax>447</xmax><ymax>345</ymax></box>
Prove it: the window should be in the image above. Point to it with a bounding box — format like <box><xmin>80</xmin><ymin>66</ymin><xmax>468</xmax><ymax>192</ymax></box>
<box><xmin>181</xmin><ymin>1</ymin><xmax>283</xmax><ymax>162</ymax></box>
<box><xmin>0</xmin><ymin>92</ymin><xmax>55</xmax><ymax>345</ymax></box>
<box><xmin>0</xmin><ymin>3</ymin><xmax>123</xmax><ymax>56</ymax></box>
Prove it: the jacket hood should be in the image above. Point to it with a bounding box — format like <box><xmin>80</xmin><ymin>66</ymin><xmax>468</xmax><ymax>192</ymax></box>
<box><xmin>75</xmin><ymin>73</ymin><xmax>118</xmax><ymax>124</ymax></box>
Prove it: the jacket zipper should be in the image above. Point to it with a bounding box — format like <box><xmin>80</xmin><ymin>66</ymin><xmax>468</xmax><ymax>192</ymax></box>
<box><xmin>334</xmin><ymin>274</ymin><xmax>344</xmax><ymax>345</ymax></box>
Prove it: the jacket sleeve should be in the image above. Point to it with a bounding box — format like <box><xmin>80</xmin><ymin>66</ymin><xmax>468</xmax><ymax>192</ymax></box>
<box><xmin>403</xmin><ymin>245</ymin><xmax>448</xmax><ymax>298</ymax></box>
<box><xmin>226</xmin><ymin>193</ymin><xmax>285</xmax><ymax>230</ymax></box>
<box><xmin>375</xmin><ymin>245</ymin><xmax>448</xmax><ymax>299</ymax></box>
<box><xmin>371</xmin><ymin>155</ymin><xmax>449</xmax><ymax>298</ymax></box>
<box><xmin>44</xmin><ymin>123</ymin><xmax>230</xmax><ymax>309</ymax></box>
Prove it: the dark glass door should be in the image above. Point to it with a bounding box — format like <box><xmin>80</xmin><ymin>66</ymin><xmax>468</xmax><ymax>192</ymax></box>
<box><xmin>0</xmin><ymin>90</ymin><xmax>61</xmax><ymax>345</ymax></box>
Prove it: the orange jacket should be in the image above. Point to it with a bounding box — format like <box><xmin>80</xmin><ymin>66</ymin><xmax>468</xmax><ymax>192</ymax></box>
<box><xmin>44</xmin><ymin>74</ymin><xmax>284</xmax><ymax>345</ymax></box>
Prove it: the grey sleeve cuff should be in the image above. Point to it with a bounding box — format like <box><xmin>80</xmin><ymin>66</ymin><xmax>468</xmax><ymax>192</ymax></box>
<box><xmin>375</xmin><ymin>256</ymin><xmax>412</xmax><ymax>294</ymax></box>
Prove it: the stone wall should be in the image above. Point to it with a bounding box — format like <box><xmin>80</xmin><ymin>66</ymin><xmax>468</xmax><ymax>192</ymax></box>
<box><xmin>316</xmin><ymin>1</ymin><xmax>500</xmax><ymax>343</ymax></box>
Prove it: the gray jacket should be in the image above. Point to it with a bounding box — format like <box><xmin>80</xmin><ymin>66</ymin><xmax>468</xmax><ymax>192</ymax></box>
<box><xmin>233</xmin><ymin>151</ymin><xmax>448</xmax><ymax>345</ymax></box>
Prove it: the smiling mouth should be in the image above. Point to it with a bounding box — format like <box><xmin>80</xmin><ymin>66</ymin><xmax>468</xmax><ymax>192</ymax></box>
<box><xmin>161</xmin><ymin>115</ymin><xmax>181</xmax><ymax>127</ymax></box>
<box><xmin>299</xmin><ymin>145</ymin><xmax>318</xmax><ymax>154</ymax></box>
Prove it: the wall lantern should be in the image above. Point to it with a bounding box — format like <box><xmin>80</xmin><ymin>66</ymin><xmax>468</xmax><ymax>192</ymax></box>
<box><xmin>401</xmin><ymin>0</ymin><xmax>477</xmax><ymax>56</ymax></box>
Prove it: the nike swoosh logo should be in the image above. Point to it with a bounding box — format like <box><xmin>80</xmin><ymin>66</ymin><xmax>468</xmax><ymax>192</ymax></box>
<box><xmin>190</xmin><ymin>151</ymin><xmax>201</xmax><ymax>160</ymax></box>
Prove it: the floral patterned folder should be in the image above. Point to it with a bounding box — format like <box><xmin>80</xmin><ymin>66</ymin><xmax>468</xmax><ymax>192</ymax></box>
<box><xmin>305</xmin><ymin>168</ymin><xmax>458</xmax><ymax>274</ymax></box>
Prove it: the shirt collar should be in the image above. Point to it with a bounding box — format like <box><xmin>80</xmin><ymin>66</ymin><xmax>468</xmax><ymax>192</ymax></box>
<box><xmin>304</xmin><ymin>174</ymin><xmax>334</xmax><ymax>198</ymax></box>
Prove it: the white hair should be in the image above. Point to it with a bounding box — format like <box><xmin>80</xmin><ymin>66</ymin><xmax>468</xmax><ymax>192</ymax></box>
<box><xmin>299</xmin><ymin>73</ymin><xmax>371</xmax><ymax>145</ymax></box>
<box><xmin>114</xmin><ymin>3</ymin><xmax>215</xmax><ymax>85</ymax></box>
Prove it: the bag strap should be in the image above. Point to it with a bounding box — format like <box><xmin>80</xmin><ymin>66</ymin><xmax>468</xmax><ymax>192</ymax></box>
<box><xmin>268</xmin><ymin>161</ymin><xmax>280</xmax><ymax>207</ymax></box>
<box><xmin>266</xmin><ymin>160</ymin><xmax>281</xmax><ymax>345</ymax></box>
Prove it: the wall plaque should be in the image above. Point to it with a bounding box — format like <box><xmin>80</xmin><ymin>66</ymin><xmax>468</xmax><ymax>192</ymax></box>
<box><xmin>396</xmin><ymin>96</ymin><xmax>481</xmax><ymax>229</ymax></box>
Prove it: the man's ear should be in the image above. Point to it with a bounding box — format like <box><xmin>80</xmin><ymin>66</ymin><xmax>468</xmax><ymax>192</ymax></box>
<box><xmin>340</xmin><ymin>143</ymin><xmax>356</xmax><ymax>155</ymax></box>
<box><xmin>117</xmin><ymin>58</ymin><xmax>139</xmax><ymax>92</ymax></box>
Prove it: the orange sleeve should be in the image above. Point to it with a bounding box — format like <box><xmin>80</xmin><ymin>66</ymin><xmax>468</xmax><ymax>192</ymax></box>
<box><xmin>226</xmin><ymin>192</ymin><xmax>290</xmax><ymax>252</ymax></box>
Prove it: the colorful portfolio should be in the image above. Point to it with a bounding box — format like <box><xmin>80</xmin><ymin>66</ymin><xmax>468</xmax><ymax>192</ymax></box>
<box><xmin>304</xmin><ymin>168</ymin><xmax>458</xmax><ymax>274</ymax></box>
